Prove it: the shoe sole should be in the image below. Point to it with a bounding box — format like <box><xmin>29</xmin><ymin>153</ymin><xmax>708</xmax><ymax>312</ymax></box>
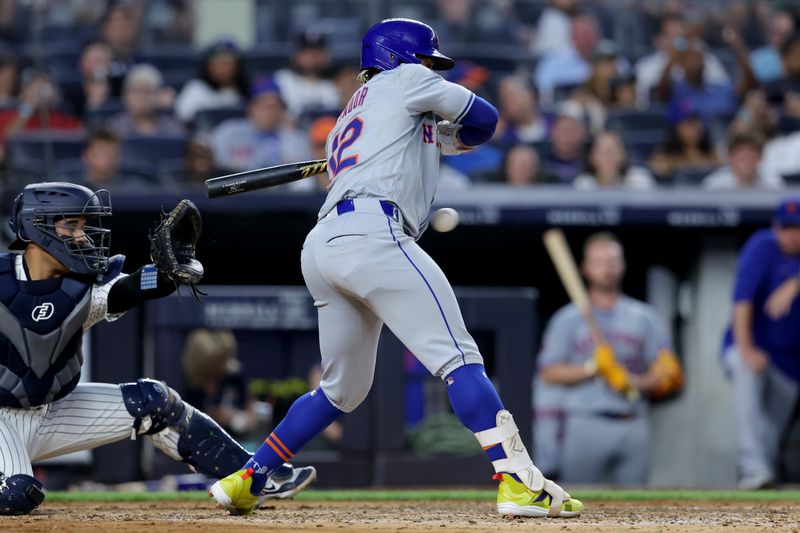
<box><xmin>256</xmin><ymin>467</ymin><xmax>318</xmax><ymax>507</ymax></box>
<box><xmin>497</xmin><ymin>502</ymin><xmax>581</xmax><ymax>518</ymax></box>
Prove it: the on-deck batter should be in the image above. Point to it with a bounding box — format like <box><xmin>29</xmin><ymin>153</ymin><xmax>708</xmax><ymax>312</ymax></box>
<box><xmin>211</xmin><ymin>18</ymin><xmax>583</xmax><ymax>519</ymax></box>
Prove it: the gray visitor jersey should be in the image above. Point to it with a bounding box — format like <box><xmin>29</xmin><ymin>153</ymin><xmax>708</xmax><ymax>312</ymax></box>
<box><xmin>537</xmin><ymin>296</ymin><xmax>671</xmax><ymax>415</ymax></box>
<box><xmin>317</xmin><ymin>63</ymin><xmax>473</xmax><ymax>239</ymax></box>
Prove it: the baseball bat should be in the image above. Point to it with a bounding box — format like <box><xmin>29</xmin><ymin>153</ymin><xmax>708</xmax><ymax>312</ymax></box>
<box><xmin>542</xmin><ymin>228</ymin><xmax>604</xmax><ymax>345</ymax></box>
<box><xmin>205</xmin><ymin>159</ymin><xmax>328</xmax><ymax>199</ymax></box>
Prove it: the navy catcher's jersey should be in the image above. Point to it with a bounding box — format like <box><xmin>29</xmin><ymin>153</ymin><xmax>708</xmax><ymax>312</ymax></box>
<box><xmin>0</xmin><ymin>253</ymin><xmax>126</xmax><ymax>407</ymax></box>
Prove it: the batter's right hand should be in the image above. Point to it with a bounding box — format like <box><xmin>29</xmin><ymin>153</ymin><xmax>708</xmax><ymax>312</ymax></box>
<box><xmin>740</xmin><ymin>346</ymin><xmax>769</xmax><ymax>374</ymax></box>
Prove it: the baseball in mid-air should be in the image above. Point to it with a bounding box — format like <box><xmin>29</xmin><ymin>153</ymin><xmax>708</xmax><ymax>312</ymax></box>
<box><xmin>431</xmin><ymin>207</ymin><xmax>460</xmax><ymax>232</ymax></box>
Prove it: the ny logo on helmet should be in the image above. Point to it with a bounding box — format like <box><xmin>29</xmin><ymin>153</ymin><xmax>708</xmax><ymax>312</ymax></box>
<box><xmin>32</xmin><ymin>303</ymin><xmax>55</xmax><ymax>322</ymax></box>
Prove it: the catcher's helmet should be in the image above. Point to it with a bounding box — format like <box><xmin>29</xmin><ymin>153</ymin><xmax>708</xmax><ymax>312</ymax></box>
<box><xmin>8</xmin><ymin>182</ymin><xmax>112</xmax><ymax>275</ymax></box>
<box><xmin>361</xmin><ymin>18</ymin><xmax>455</xmax><ymax>72</ymax></box>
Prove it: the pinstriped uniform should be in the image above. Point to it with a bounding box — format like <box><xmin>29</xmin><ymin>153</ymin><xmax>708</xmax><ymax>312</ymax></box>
<box><xmin>0</xmin><ymin>255</ymin><xmax>135</xmax><ymax>476</ymax></box>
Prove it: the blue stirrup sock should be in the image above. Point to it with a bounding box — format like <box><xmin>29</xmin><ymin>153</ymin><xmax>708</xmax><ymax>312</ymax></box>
<box><xmin>445</xmin><ymin>364</ymin><xmax>533</xmax><ymax>484</ymax></box>
<box><xmin>243</xmin><ymin>388</ymin><xmax>343</xmax><ymax>494</ymax></box>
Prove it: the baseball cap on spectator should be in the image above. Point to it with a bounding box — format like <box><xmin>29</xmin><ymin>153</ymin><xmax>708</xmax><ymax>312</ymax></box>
<box><xmin>775</xmin><ymin>196</ymin><xmax>800</xmax><ymax>227</ymax></box>
<box><xmin>309</xmin><ymin>116</ymin><xmax>336</xmax><ymax>145</ymax></box>
<box><xmin>591</xmin><ymin>40</ymin><xmax>619</xmax><ymax>63</ymax></box>
<box><xmin>445</xmin><ymin>61</ymin><xmax>490</xmax><ymax>91</ymax></box>
<box><xmin>297</xmin><ymin>29</ymin><xmax>328</xmax><ymax>50</ymax></box>
<box><xmin>250</xmin><ymin>76</ymin><xmax>283</xmax><ymax>103</ymax></box>
<box><xmin>556</xmin><ymin>100</ymin><xmax>586</xmax><ymax>122</ymax></box>
<box><xmin>206</xmin><ymin>38</ymin><xmax>240</xmax><ymax>56</ymax></box>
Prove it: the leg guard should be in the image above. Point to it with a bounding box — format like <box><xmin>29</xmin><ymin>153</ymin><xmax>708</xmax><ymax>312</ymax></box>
<box><xmin>475</xmin><ymin>410</ymin><xmax>570</xmax><ymax>516</ymax></box>
<box><xmin>120</xmin><ymin>378</ymin><xmax>251</xmax><ymax>478</ymax></box>
<box><xmin>0</xmin><ymin>473</ymin><xmax>45</xmax><ymax>515</ymax></box>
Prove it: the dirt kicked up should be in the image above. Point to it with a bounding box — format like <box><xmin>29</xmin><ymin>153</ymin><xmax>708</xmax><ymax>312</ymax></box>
<box><xmin>2</xmin><ymin>499</ymin><xmax>799</xmax><ymax>533</ymax></box>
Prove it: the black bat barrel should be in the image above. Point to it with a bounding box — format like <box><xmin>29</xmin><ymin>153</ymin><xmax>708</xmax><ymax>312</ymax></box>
<box><xmin>205</xmin><ymin>159</ymin><xmax>328</xmax><ymax>198</ymax></box>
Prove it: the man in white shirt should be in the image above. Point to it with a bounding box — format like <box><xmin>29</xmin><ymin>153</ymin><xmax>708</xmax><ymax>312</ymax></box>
<box><xmin>274</xmin><ymin>29</ymin><xmax>340</xmax><ymax>118</ymax></box>
<box><xmin>704</xmin><ymin>132</ymin><xmax>784</xmax><ymax>190</ymax></box>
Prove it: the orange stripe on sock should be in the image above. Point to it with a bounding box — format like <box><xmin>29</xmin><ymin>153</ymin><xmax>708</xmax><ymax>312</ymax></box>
<box><xmin>270</xmin><ymin>433</ymin><xmax>295</xmax><ymax>458</ymax></box>
<box><xmin>266</xmin><ymin>438</ymin><xmax>289</xmax><ymax>461</ymax></box>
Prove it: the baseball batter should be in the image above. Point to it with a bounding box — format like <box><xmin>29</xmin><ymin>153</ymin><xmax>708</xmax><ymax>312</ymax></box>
<box><xmin>211</xmin><ymin>18</ymin><xmax>583</xmax><ymax>518</ymax></box>
<box><xmin>0</xmin><ymin>182</ymin><xmax>313</xmax><ymax>515</ymax></box>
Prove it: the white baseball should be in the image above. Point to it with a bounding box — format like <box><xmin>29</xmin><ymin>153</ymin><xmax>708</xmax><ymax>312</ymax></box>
<box><xmin>431</xmin><ymin>207</ymin><xmax>460</xmax><ymax>232</ymax></box>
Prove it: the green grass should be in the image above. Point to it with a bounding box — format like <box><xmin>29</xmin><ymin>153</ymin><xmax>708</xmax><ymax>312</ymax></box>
<box><xmin>44</xmin><ymin>488</ymin><xmax>800</xmax><ymax>503</ymax></box>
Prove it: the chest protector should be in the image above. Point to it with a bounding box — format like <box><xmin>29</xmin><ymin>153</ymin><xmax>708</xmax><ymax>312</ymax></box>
<box><xmin>0</xmin><ymin>253</ymin><xmax>92</xmax><ymax>408</ymax></box>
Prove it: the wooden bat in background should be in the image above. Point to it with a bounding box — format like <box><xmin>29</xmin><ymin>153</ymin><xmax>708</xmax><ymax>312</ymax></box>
<box><xmin>542</xmin><ymin>228</ymin><xmax>604</xmax><ymax>346</ymax></box>
<box><xmin>205</xmin><ymin>159</ymin><xmax>328</xmax><ymax>199</ymax></box>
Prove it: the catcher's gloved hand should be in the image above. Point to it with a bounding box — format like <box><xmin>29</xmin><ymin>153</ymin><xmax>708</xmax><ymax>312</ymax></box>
<box><xmin>149</xmin><ymin>199</ymin><xmax>204</xmax><ymax>296</ymax></box>
<box><xmin>437</xmin><ymin>120</ymin><xmax>474</xmax><ymax>156</ymax></box>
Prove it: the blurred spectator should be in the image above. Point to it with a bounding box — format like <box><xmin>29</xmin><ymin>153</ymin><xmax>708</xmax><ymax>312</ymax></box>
<box><xmin>569</xmin><ymin>41</ymin><xmax>621</xmax><ymax>132</ymax></box>
<box><xmin>635</xmin><ymin>14</ymin><xmax>730</xmax><ymax>108</ymax></box>
<box><xmin>649</xmin><ymin>107</ymin><xmax>719</xmax><ymax>178</ymax></box>
<box><xmin>182</xmin><ymin>328</ymin><xmax>263</xmax><ymax>440</ymax></box>
<box><xmin>431</xmin><ymin>0</ymin><xmax>474</xmax><ymax>43</ymax></box>
<box><xmin>210</xmin><ymin>77</ymin><xmax>310</xmax><ymax>172</ymax></box>
<box><xmin>274</xmin><ymin>29</ymin><xmax>340</xmax><ymax>117</ymax></box>
<box><xmin>537</xmin><ymin>232</ymin><xmax>683</xmax><ymax>484</ymax></box>
<box><xmin>655</xmin><ymin>30</ymin><xmax>755</xmax><ymax>121</ymax></box>
<box><xmin>750</xmin><ymin>10</ymin><xmax>796</xmax><ymax>84</ymax></box>
<box><xmin>722</xmin><ymin>197</ymin><xmax>800</xmax><ymax>489</ymax></box>
<box><xmin>62</xmin><ymin>39</ymin><xmax>114</xmax><ymax>118</ymax></box>
<box><xmin>541</xmin><ymin>107</ymin><xmax>588</xmax><ymax>184</ymax></box>
<box><xmin>764</xmin><ymin>36</ymin><xmax>800</xmax><ymax>110</ymax></box>
<box><xmin>181</xmin><ymin>135</ymin><xmax>220</xmax><ymax>189</ymax></box>
<box><xmin>703</xmin><ymin>132</ymin><xmax>783</xmax><ymax>190</ymax></box>
<box><xmin>108</xmin><ymin>64</ymin><xmax>184</xmax><ymax>138</ymax></box>
<box><xmin>289</xmin><ymin>115</ymin><xmax>335</xmax><ymax>192</ymax></box>
<box><xmin>611</xmin><ymin>76</ymin><xmax>637</xmax><ymax>109</ymax></box>
<box><xmin>574</xmin><ymin>131</ymin><xmax>655</xmax><ymax>189</ymax></box>
<box><xmin>445</xmin><ymin>60</ymin><xmax>491</xmax><ymax>96</ymax></box>
<box><xmin>0</xmin><ymin>69</ymin><xmax>81</xmax><ymax>141</ymax></box>
<box><xmin>0</xmin><ymin>53</ymin><xmax>18</xmax><ymax>108</ymax></box>
<box><xmin>503</xmin><ymin>144</ymin><xmax>546</xmax><ymax>187</ymax></box>
<box><xmin>175</xmin><ymin>39</ymin><xmax>250</xmax><ymax>124</ymax></box>
<box><xmin>728</xmin><ymin>89</ymin><xmax>779</xmax><ymax>141</ymax></box>
<box><xmin>78</xmin><ymin>128</ymin><xmax>122</xmax><ymax>187</ymax></box>
<box><xmin>532</xmin><ymin>0</ymin><xmax>580</xmax><ymax>56</ymax></box>
<box><xmin>534</xmin><ymin>14</ymin><xmax>600</xmax><ymax>102</ymax></box>
<box><xmin>494</xmin><ymin>76</ymin><xmax>549</xmax><ymax>146</ymax></box>
<box><xmin>331</xmin><ymin>63</ymin><xmax>360</xmax><ymax>112</ymax></box>
<box><xmin>101</xmin><ymin>2</ymin><xmax>143</xmax><ymax>97</ymax></box>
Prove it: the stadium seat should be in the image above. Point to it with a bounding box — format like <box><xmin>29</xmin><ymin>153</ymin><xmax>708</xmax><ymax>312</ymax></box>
<box><xmin>622</xmin><ymin>130</ymin><xmax>667</xmax><ymax>163</ymax></box>
<box><xmin>121</xmin><ymin>136</ymin><xmax>188</xmax><ymax>165</ymax></box>
<box><xmin>194</xmin><ymin>107</ymin><xmax>247</xmax><ymax>132</ymax></box>
<box><xmin>85</xmin><ymin>102</ymin><xmax>126</xmax><ymax>129</ymax></box>
<box><xmin>9</xmin><ymin>134</ymin><xmax>86</xmax><ymax>170</ymax></box>
<box><xmin>245</xmin><ymin>45</ymin><xmax>293</xmax><ymax>75</ymax></box>
<box><xmin>606</xmin><ymin>109</ymin><xmax>669</xmax><ymax>134</ymax></box>
<box><xmin>672</xmin><ymin>166</ymin><xmax>719</xmax><ymax>186</ymax></box>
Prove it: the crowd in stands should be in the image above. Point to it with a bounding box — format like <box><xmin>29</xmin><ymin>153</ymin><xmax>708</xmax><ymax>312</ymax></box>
<box><xmin>0</xmin><ymin>0</ymin><xmax>800</xmax><ymax>200</ymax></box>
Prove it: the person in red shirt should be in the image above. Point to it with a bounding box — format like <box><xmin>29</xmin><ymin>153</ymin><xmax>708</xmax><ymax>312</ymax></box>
<box><xmin>0</xmin><ymin>69</ymin><xmax>82</xmax><ymax>141</ymax></box>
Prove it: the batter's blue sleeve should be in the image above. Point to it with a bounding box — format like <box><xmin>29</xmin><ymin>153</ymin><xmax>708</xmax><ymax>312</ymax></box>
<box><xmin>457</xmin><ymin>95</ymin><xmax>498</xmax><ymax>147</ymax></box>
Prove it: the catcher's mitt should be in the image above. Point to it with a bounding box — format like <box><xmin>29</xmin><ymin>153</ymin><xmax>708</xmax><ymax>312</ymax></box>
<box><xmin>149</xmin><ymin>199</ymin><xmax>204</xmax><ymax>296</ymax></box>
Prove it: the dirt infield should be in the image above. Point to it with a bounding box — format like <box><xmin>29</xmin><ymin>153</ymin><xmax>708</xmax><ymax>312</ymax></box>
<box><xmin>3</xmin><ymin>499</ymin><xmax>799</xmax><ymax>532</ymax></box>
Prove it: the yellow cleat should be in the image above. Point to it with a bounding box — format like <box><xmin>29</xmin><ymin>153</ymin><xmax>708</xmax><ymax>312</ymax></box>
<box><xmin>494</xmin><ymin>473</ymin><xmax>583</xmax><ymax>518</ymax></box>
<box><xmin>208</xmin><ymin>468</ymin><xmax>260</xmax><ymax>516</ymax></box>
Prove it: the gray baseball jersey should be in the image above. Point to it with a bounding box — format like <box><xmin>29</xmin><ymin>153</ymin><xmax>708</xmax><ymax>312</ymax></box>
<box><xmin>318</xmin><ymin>63</ymin><xmax>473</xmax><ymax>239</ymax></box>
<box><xmin>537</xmin><ymin>296</ymin><xmax>670</xmax><ymax>415</ymax></box>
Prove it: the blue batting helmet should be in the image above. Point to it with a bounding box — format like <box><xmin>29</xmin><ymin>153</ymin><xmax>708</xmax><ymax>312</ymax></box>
<box><xmin>8</xmin><ymin>182</ymin><xmax>112</xmax><ymax>275</ymax></box>
<box><xmin>361</xmin><ymin>18</ymin><xmax>455</xmax><ymax>72</ymax></box>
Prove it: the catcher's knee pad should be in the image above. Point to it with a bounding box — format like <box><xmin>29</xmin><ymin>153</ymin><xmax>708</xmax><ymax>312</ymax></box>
<box><xmin>0</xmin><ymin>473</ymin><xmax>45</xmax><ymax>515</ymax></box>
<box><xmin>120</xmin><ymin>378</ymin><xmax>251</xmax><ymax>478</ymax></box>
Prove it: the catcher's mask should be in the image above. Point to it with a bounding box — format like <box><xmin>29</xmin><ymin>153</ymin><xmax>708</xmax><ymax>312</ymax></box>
<box><xmin>9</xmin><ymin>182</ymin><xmax>112</xmax><ymax>275</ymax></box>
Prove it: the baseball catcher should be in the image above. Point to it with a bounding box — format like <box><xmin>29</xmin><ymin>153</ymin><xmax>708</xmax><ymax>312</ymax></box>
<box><xmin>0</xmin><ymin>182</ymin><xmax>314</xmax><ymax>515</ymax></box>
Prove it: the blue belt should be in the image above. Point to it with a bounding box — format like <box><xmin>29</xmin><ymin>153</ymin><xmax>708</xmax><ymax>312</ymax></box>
<box><xmin>336</xmin><ymin>199</ymin><xmax>400</xmax><ymax>222</ymax></box>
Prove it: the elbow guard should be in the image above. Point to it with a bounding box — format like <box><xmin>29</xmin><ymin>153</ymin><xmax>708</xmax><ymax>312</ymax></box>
<box><xmin>457</xmin><ymin>95</ymin><xmax>498</xmax><ymax>146</ymax></box>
